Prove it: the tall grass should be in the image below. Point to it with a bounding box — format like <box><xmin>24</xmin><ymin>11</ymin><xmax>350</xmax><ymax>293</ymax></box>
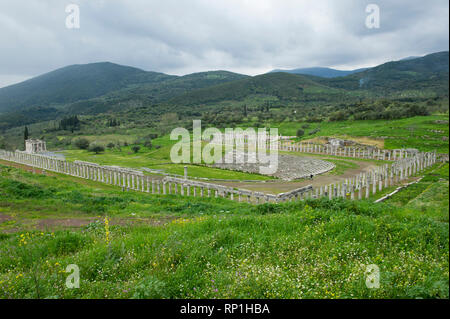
<box><xmin>0</xmin><ymin>164</ymin><xmax>448</xmax><ymax>299</ymax></box>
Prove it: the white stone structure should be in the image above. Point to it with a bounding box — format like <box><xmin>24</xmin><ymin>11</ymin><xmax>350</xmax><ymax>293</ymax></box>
<box><xmin>25</xmin><ymin>139</ymin><xmax>46</xmax><ymax>154</ymax></box>
<box><xmin>0</xmin><ymin>144</ymin><xmax>438</xmax><ymax>205</ymax></box>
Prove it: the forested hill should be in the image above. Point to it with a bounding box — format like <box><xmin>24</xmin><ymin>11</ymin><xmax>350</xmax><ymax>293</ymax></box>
<box><xmin>0</xmin><ymin>51</ymin><xmax>447</xmax><ymax>130</ymax></box>
<box><xmin>167</xmin><ymin>72</ymin><xmax>341</xmax><ymax>106</ymax></box>
<box><xmin>0</xmin><ymin>63</ymin><xmax>248</xmax><ymax>114</ymax></box>
<box><xmin>0</xmin><ymin>62</ymin><xmax>174</xmax><ymax>113</ymax></box>
<box><xmin>270</xmin><ymin>67</ymin><xmax>368</xmax><ymax>78</ymax></box>
<box><xmin>313</xmin><ymin>51</ymin><xmax>449</xmax><ymax>96</ymax></box>
<box><xmin>166</xmin><ymin>51</ymin><xmax>449</xmax><ymax>106</ymax></box>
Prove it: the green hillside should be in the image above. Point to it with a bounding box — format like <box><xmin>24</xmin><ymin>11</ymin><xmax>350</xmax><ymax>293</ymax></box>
<box><xmin>0</xmin><ymin>69</ymin><xmax>248</xmax><ymax>129</ymax></box>
<box><xmin>315</xmin><ymin>51</ymin><xmax>449</xmax><ymax>96</ymax></box>
<box><xmin>168</xmin><ymin>72</ymin><xmax>343</xmax><ymax>106</ymax></box>
<box><xmin>0</xmin><ymin>62</ymin><xmax>175</xmax><ymax>113</ymax></box>
<box><xmin>0</xmin><ymin>52</ymin><xmax>448</xmax><ymax>134</ymax></box>
<box><xmin>270</xmin><ymin>66</ymin><xmax>369</xmax><ymax>78</ymax></box>
<box><xmin>95</xmin><ymin>70</ymin><xmax>250</xmax><ymax>106</ymax></box>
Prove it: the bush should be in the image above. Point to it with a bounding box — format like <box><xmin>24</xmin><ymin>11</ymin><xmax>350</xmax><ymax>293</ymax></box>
<box><xmin>132</xmin><ymin>145</ymin><xmax>141</xmax><ymax>153</ymax></box>
<box><xmin>88</xmin><ymin>143</ymin><xmax>105</xmax><ymax>154</ymax></box>
<box><xmin>296</xmin><ymin>129</ymin><xmax>305</xmax><ymax>138</ymax></box>
<box><xmin>0</xmin><ymin>178</ymin><xmax>54</xmax><ymax>199</ymax></box>
<box><xmin>73</xmin><ymin>138</ymin><xmax>90</xmax><ymax>150</ymax></box>
<box><xmin>308</xmin><ymin>127</ymin><xmax>321</xmax><ymax>135</ymax></box>
<box><xmin>306</xmin><ymin>117</ymin><xmax>323</xmax><ymax>123</ymax></box>
<box><xmin>329</xmin><ymin>111</ymin><xmax>348</xmax><ymax>122</ymax></box>
<box><xmin>107</xmin><ymin>142</ymin><xmax>115</xmax><ymax>149</ymax></box>
<box><xmin>144</xmin><ymin>140</ymin><xmax>152</xmax><ymax>148</ymax></box>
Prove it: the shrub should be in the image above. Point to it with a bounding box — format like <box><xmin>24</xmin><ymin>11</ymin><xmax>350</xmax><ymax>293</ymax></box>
<box><xmin>88</xmin><ymin>143</ymin><xmax>105</xmax><ymax>154</ymax></box>
<box><xmin>329</xmin><ymin>111</ymin><xmax>348</xmax><ymax>122</ymax></box>
<box><xmin>296</xmin><ymin>129</ymin><xmax>305</xmax><ymax>138</ymax></box>
<box><xmin>0</xmin><ymin>178</ymin><xmax>53</xmax><ymax>199</ymax></box>
<box><xmin>131</xmin><ymin>145</ymin><xmax>141</xmax><ymax>153</ymax></box>
<box><xmin>308</xmin><ymin>127</ymin><xmax>321</xmax><ymax>135</ymax></box>
<box><xmin>107</xmin><ymin>142</ymin><xmax>115</xmax><ymax>149</ymax></box>
<box><xmin>73</xmin><ymin>138</ymin><xmax>90</xmax><ymax>150</ymax></box>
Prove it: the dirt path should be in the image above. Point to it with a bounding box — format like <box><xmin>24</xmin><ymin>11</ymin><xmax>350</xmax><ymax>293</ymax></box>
<box><xmin>0</xmin><ymin>159</ymin><xmax>50</xmax><ymax>175</ymax></box>
<box><xmin>211</xmin><ymin>159</ymin><xmax>379</xmax><ymax>194</ymax></box>
<box><xmin>0</xmin><ymin>214</ymin><xmax>177</xmax><ymax>233</ymax></box>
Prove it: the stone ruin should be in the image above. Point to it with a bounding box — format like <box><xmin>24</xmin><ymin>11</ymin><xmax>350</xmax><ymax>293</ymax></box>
<box><xmin>25</xmin><ymin>139</ymin><xmax>46</xmax><ymax>154</ymax></box>
<box><xmin>211</xmin><ymin>150</ymin><xmax>335</xmax><ymax>181</ymax></box>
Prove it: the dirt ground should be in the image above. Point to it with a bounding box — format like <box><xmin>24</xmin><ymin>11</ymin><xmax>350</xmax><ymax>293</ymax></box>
<box><xmin>210</xmin><ymin>158</ymin><xmax>379</xmax><ymax>194</ymax></box>
<box><xmin>0</xmin><ymin>213</ymin><xmax>177</xmax><ymax>233</ymax></box>
<box><xmin>302</xmin><ymin>136</ymin><xmax>385</xmax><ymax>149</ymax></box>
<box><xmin>0</xmin><ymin>159</ymin><xmax>49</xmax><ymax>175</ymax></box>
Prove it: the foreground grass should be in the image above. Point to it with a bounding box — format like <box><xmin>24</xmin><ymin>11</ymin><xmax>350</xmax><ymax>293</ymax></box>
<box><xmin>0</xmin><ymin>164</ymin><xmax>448</xmax><ymax>299</ymax></box>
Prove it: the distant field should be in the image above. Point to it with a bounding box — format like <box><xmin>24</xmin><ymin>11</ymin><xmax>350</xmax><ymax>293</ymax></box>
<box><xmin>246</xmin><ymin>114</ymin><xmax>449</xmax><ymax>153</ymax></box>
<box><xmin>62</xmin><ymin>136</ymin><xmax>274</xmax><ymax>181</ymax></box>
<box><xmin>60</xmin><ymin>117</ymin><xmax>445</xmax><ymax>183</ymax></box>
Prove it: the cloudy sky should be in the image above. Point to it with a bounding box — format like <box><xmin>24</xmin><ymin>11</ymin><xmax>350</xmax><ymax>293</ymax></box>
<box><xmin>0</xmin><ymin>0</ymin><xmax>448</xmax><ymax>87</ymax></box>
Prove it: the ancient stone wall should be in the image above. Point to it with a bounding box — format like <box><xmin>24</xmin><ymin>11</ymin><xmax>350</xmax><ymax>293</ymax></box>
<box><xmin>0</xmin><ymin>146</ymin><xmax>438</xmax><ymax>204</ymax></box>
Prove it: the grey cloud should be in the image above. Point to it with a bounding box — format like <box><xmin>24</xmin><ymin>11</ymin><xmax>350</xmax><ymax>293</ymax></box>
<box><xmin>0</xmin><ymin>0</ymin><xmax>448</xmax><ymax>87</ymax></box>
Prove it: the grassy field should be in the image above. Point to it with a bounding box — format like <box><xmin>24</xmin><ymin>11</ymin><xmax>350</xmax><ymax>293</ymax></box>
<box><xmin>61</xmin><ymin>133</ymin><xmax>391</xmax><ymax>183</ymax></box>
<box><xmin>384</xmin><ymin>163</ymin><xmax>449</xmax><ymax>223</ymax></box>
<box><xmin>0</xmin><ymin>162</ymin><xmax>448</xmax><ymax>299</ymax></box>
<box><xmin>62</xmin><ymin>136</ymin><xmax>273</xmax><ymax>181</ymax></box>
<box><xmin>246</xmin><ymin>114</ymin><xmax>449</xmax><ymax>154</ymax></box>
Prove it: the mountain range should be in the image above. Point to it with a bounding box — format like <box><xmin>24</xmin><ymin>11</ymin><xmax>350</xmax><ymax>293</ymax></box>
<box><xmin>0</xmin><ymin>51</ymin><xmax>448</xmax><ymax>129</ymax></box>
<box><xmin>270</xmin><ymin>67</ymin><xmax>369</xmax><ymax>78</ymax></box>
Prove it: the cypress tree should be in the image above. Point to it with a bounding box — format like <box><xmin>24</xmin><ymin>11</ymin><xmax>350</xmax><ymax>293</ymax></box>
<box><xmin>24</xmin><ymin>126</ymin><xmax>29</xmax><ymax>141</ymax></box>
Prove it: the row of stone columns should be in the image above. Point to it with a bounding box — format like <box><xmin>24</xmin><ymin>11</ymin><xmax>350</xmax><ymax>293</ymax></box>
<box><xmin>313</xmin><ymin>152</ymin><xmax>436</xmax><ymax>201</ymax></box>
<box><xmin>0</xmin><ymin>148</ymin><xmax>437</xmax><ymax>204</ymax></box>
<box><xmin>278</xmin><ymin>141</ymin><xmax>420</xmax><ymax>161</ymax></box>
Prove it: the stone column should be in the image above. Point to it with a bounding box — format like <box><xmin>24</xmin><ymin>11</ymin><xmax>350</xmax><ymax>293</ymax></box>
<box><xmin>379</xmin><ymin>172</ymin><xmax>383</xmax><ymax>191</ymax></box>
<box><xmin>365</xmin><ymin>174</ymin><xmax>370</xmax><ymax>198</ymax></box>
<box><xmin>372</xmin><ymin>172</ymin><xmax>377</xmax><ymax>194</ymax></box>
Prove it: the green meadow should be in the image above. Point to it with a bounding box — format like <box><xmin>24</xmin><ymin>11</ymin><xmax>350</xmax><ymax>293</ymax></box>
<box><xmin>0</xmin><ymin>162</ymin><xmax>448</xmax><ymax>299</ymax></box>
<box><xmin>247</xmin><ymin>114</ymin><xmax>449</xmax><ymax>153</ymax></box>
